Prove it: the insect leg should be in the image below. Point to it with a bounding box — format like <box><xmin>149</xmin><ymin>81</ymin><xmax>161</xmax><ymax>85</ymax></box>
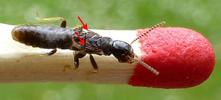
<box><xmin>47</xmin><ymin>49</ymin><xmax>57</xmax><ymax>56</ymax></box>
<box><xmin>73</xmin><ymin>51</ymin><xmax>86</xmax><ymax>69</ymax></box>
<box><xmin>36</xmin><ymin>17</ymin><xmax>65</xmax><ymax>22</ymax></box>
<box><xmin>60</xmin><ymin>20</ymin><xmax>67</xmax><ymax>28</ymax></box>
<box><xmin>89</xmin><ymin>54</ymin><xmax>98</xmax><ymax>73</ymax></box>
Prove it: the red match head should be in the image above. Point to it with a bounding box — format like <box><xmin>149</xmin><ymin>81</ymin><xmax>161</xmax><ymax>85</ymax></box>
<box><xmin>129</xmin><ymin>27</ymin><xmax>215</xmax><ymax>88</ymax></box>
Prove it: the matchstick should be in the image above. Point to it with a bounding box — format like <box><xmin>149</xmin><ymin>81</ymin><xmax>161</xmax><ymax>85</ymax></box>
<box><xmin>0</xmin><ymin>23</ymin><xmax>215</xmax><ymax>88</ymax></box>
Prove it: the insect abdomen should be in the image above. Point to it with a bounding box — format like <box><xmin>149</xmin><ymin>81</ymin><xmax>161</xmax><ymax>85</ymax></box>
<box><xmin>11</xmin><ymin>25</ymin><xmax>73</xmax><ymax>49</ymax></box>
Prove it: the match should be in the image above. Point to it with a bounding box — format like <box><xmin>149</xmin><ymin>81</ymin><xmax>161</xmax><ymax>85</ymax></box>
<box><xmin>0</xmin><ymin>23</ymin><xmax>215</xmax><ymax>88</ymax></box>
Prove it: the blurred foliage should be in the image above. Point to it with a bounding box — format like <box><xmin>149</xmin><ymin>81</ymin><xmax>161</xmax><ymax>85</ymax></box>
<box><xmin>0</xmin><ymin>0</ymin><xmax>220</xmax><ymax>100</ymax></box>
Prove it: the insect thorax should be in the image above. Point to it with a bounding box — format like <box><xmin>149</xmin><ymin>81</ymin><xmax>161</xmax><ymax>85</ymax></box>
<box><xmin>71</xmin><ymin>27</ymin><xmax>113</xmax><ymax>56</ymax></box>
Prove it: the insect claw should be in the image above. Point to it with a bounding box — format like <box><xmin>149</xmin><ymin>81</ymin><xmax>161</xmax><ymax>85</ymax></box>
<box><xmin>74</xmin><ymin>62</ymin><xmax>79</xmax><ymax>70</ymax></box>
<box><xmin>47</xmin><ymin>49</ymin><xmax>57</xmax><ymax>56</ymax></box>
<box><xmin>74</xmin><ymin>66</ymin><xmax>79</xmax><ymax>70</ymax></box>
<box><xmin>92</xmin><ymin>69</ymin><xmax>98</xmax><ymax>73</ymax></box>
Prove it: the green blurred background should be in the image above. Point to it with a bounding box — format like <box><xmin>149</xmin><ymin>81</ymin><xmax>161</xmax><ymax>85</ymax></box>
<box><xmin>0</xmin><ymin>0</ymin><xmax>220</xmax><ymax>100</ymax></box>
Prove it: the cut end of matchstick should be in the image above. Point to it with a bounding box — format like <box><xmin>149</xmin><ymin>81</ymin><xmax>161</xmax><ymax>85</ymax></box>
<box><xmin>128</xmin><ymin>27</ymin><xmax>215</xmax><ymax>88</ymax></box>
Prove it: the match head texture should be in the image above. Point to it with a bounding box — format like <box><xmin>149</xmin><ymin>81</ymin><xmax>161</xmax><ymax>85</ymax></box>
<box><xmin>129</xmin><ymin>27</ymin><xmax>215</xmax><ymax>88</ymax></box>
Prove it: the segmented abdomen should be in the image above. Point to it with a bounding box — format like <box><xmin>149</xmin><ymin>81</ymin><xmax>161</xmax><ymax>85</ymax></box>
<box><xmin>11</xmin><ymin>25</ymin><xmax>73</xmax><ymax>49</ymax></box>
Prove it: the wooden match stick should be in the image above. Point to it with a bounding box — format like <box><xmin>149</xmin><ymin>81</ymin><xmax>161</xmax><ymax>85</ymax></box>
<box><xmin>0</xmin><ymin>23</ymin><xmax>139</xmax><ymax>83</ymax></box>
<box><xmin>0</xmin><ymin>23</ymin><xmax>215</xmax><ymax>88</ymax></box>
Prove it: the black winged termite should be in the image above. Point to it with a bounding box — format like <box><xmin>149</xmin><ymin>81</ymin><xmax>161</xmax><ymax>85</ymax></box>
<box><xmin>11</xmin><ymin>16</ymin><xmax>163</xmax><ymax>75</ymax></box>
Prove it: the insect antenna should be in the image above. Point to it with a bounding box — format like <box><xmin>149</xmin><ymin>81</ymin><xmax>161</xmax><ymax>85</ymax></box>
<box><xmin>130</xmin><ymin>21</ymin><xmax>166</xmax><ymax>45</ymax></box>
<box><xmin>132</xmin><ymin>54</ymin><xmax>160</xmax><ymax>75</ymax></box>
<box><xmin>129</xmin><ymin>21</ymin><xmax>166</xmax><ymax>75</ymax></box>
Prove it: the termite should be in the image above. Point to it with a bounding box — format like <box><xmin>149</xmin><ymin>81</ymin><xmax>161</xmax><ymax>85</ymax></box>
<box><xmin>11</xmin><ymin>17</ymin><xmax>164</xmax><ymax>75</ymax></box>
